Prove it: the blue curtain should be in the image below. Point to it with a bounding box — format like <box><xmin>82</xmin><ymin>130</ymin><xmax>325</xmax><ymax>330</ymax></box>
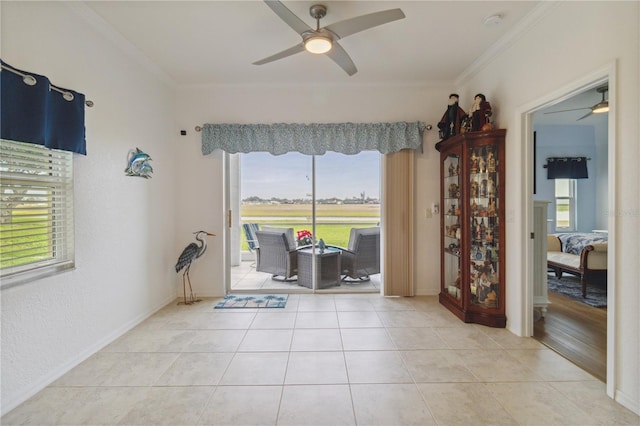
<box><xmin>545</xmin><ymin>157</ymin><xmax>589</xmax><ymax>179</ymax></box>
<box><xmin>1</xmin><ymin>60</ymin><xmax>86</xmax><ymax>155</ymax></box>
<box><xmin>201</xmin><ymin>122</ymin><xmax>426</xmax><ymax>156</ymax></box>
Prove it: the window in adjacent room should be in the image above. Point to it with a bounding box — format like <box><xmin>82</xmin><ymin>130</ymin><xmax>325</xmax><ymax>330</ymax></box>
<box><xmin>0</xmin><ymin>139</ymin><xmax>75</xmax><ymax>287</ymax></box>
<box><xmin>555</xmin><ymin>178</ymin><xmax>576</xmax><ymax>231</ymax></box>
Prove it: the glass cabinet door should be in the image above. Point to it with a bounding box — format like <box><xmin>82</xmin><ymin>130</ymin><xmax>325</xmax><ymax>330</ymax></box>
<box><xmin>468</xmin><ymin>144</ymin><xmax>500</xmax><ymax>308</ymax></box>
<box><xmin>443</xmin><ymin>153</ymin><xmax>461</xmax><ymax>301</ymax></box>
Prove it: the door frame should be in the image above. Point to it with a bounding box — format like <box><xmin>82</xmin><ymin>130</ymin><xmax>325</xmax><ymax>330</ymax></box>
<box><xmin>518</xmin><ymin>61</ymin><xmax>616</xmax><ymax>396</ymax></box>
<box><xmin>223</xmin><ymin>151</ymin><xmax>385</xmax><ymax>294</ymax></box>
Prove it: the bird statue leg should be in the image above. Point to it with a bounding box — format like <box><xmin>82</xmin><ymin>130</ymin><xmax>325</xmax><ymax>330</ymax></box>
<box><xmin>185</xmin><ymin>264</ymin><xmax>201</xmax><ymax>304</ymax></box>
<box><xmin>179</xmin><ymin>266</ymin><xmax>189</xmax><ymax>305</ymax></box>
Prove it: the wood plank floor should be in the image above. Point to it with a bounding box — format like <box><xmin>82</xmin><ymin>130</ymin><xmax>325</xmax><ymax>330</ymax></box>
<box><xmin>533</xmin><ymin>290</ymin><xmax>607</xmax><ymax>381</ymax></box>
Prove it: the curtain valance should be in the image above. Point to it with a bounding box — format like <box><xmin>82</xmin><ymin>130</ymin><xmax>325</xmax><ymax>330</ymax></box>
<box><xmin>545</xmin><ymin>156</ymin><xmax>589</xmax><ymax>179</ymax></box>
<box><xmin>1</xmin><ymin>60</ymin><xmax>87</xmax><ymax>155</ymax></box>
<box><xmin>201</xmin><ymin>122</ymin><xmax>426</xmax><ymax>156</ymax></box>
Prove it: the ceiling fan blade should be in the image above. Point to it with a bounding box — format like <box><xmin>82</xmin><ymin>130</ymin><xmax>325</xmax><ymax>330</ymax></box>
<box><xmin>263</xmin><ymin>0</ymin><xmax>312</xmax><ymax>35</ymax></box>
<box><xmin>325</xmin><ymin>8</ymin><xmax>405</xmax><ymax>39</ymax></box>
<box><xmin>325</xmin><ymin>41</ymin><xmax>357</xmax><ymax>76</ymax></box>
<box><xmin>577</xmin><ymin>111</ymin><xmax>593</xmax><ymax>121</ymax></box>
<box><xmin>544</xmin><ymin>107</ymin><xmax>591</xmax><ymax>114</ymax></box>
<box><xmin>253</xmin><ymin>43</ymin><xmax>305</xmax><ymax>65</ymax></box>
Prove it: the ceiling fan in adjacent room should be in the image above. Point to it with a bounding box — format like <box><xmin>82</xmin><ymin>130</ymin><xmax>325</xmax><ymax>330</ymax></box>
<box><xmin>252</xmin><ymin>0</ymin><xmax>405</xmax><ymax>76</ymax></box>
<box><xmin>544</xmin><ymin>85</ymin><xmax>609</xmax><ymax>121</ymax></box>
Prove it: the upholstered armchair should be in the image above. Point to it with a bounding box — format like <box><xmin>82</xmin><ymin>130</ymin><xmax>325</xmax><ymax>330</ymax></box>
<box><xmin>255</xmin><ymin>228</ymin><xmax>299</xmax><ymax>281</ymax></box>
<box><xmin>339</xmin><ymin>227</ymin><xmax>380</xmax><ymax>281</ymax></box>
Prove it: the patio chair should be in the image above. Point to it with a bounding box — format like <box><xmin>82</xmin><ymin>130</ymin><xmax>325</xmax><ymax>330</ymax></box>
<box><xmin>242</xmin><ymin>223</ymin><xmax>260</xmax><ymax>252</ymax></box>
<box><xmin>255</xmin><ymin>227</ymin><xmax>299</xmax><ymax>281</ymax></box>
<box><xmin>338</xmin><ymin>227</ymin><xmax>380</xmax><ymax>282</ymax></box>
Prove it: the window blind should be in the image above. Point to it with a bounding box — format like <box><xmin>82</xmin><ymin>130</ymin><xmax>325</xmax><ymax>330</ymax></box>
<box><xmin>0</xmin><ymin>139</ymin><xmax>75</xmax><ymax>285</ymax></box>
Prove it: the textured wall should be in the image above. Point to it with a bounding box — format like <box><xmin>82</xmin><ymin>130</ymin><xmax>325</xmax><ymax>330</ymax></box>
<box><xmin>1</xmin><ymin>2</ymin><xmax>178</xmax><ymax>414</ymax></box>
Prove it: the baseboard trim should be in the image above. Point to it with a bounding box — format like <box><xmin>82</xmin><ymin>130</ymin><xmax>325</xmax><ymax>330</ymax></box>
<box><xmin>1</xmin><ymin>293</ymin><xmax>175</xmax><ymax>416</ymax></box>
<box><xmin>615</xmin><ymin>389</ymin><xmax>640</xmax><ymax>416</ymax></box>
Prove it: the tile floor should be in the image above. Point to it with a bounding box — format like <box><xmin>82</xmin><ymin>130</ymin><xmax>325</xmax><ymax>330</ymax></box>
<box><xmin>231</xmin><ymin>259</ymin><xmax>380</xmax><ymax>292</ymax></box>
<box><xmin>3</xmin><ymin>294</ymin><xmax>638</xmax><ymax>425</ymax></box>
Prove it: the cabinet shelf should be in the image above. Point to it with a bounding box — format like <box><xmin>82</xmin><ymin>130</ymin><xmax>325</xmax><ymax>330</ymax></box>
<box><xmin>437</xmin><ymin>129</ymin><xmax>506</xmax><ymax>328</ymax></box>
<box><xmin>444</xmin><ymin>248</ymin><xmax>461</xmax><ymax>257</ymax></box>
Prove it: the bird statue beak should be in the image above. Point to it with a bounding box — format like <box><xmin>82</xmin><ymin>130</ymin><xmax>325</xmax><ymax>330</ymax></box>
<box><xmin>207</xmin><ymin>232</ymin><xmax>216</xmax><ymax>236</ymax></box>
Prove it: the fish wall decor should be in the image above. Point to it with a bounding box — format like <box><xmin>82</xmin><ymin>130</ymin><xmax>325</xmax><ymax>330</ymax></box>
<box><xmin>125</xmin><ymin>148</ymin><xmax>153</xmax><ymax>178</ymax></box>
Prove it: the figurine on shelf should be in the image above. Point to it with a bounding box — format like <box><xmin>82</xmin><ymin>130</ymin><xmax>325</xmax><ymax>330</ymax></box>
<box><xmin>469</xmin><ymin>93</ymin><xmax>493</xmax><ymax>132</ymax></box>
<box><xmin>487</xmin><ymin>177</ymin><xmax>495</xmax><ymax>197</ymax></box>
<box><xmin>488</xmin><ymin>197</ymin><xmax>496</xmax><ymax>217</ymax></box>
<box><xmin>470</xmin><ymin>151</ymin><xmax>478</xmax><ymax>173</ymax></box>
<box><xmin>448</xmin><ymin>183</ymin><xmax>460</xmax><ymax>198</ymax></box>
<box><xmin>478</xmin><ymin>156</ymin><xmax>486</xmax><ymax>173</ymax></box>
<box><xmin>437</xmin><ymin>94</ymin><xmax>467</xmax><ymax>140</ymax></box>
<box><xmin>475</xmin><ymin>220</ymin><xmax>484</xmax><ymax>241</ymax></box>
<box><xmin>470</xmin><ymin>181</ymin><xmax>479</xmax><ymax>198</ymax></box>
<box><xmin>485</xmin><ymin>227</ymin><xmax>494</xmax><ymax>243</ymax></box>
<box><xmin>448</xmin><ymin>162</ymin><xmax>455</xmax><ymax>176</ymax></box>
<box><xmin>487</xmin><ymin>151</ymin><xmax>496</xmax><ymax>173</ymax></box>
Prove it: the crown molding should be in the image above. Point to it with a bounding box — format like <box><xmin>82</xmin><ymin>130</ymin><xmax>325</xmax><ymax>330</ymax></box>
<box><xmin>455</xmin><ymin>1</ymin><xmax>561</xmax><ymax>86</ymax></box>
<box><xmin>66</xmin><ymin>2</ymin><xmax>176</xmax><ymax>88</ymax></box>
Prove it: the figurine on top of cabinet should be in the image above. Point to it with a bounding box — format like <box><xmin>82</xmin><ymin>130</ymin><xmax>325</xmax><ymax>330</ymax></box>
<box><xmin>437</xmin><ymin>94</ymin><xmax>467</xmax><ymax>140</ymax></box>
<box><xmin>469</xmin><ymin>93</ymin><xmax>493</xmax><ymax>132</ymax></box>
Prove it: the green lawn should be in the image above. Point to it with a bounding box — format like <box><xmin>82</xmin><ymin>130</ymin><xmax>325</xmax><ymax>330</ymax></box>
<box><xmin>241</xmin><ymin>203</ymin><xmax>380</xmax><ymax>249</ymax></box>
<box><xmin>0</xmin><ymin>214</ymin><xmax>52</xmax><ymax>269</ymax></box>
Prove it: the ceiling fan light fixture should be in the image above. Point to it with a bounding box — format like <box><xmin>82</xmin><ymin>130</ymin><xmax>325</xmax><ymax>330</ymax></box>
<box><xmin>592</xmin><ymin>101</ymin><xmax>609</xmax><ymax>113</ymax></box>
<box><xmin>304</xmin><ymin>35</ymin><xmax>332</xmax><ymax>54</ymax></box>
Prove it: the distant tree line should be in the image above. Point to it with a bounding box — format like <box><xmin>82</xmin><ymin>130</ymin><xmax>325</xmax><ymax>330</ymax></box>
<box><xmin>242</xmin><ymin>195</ymin><xmax>379</xmax><ymax>205</ymax></box>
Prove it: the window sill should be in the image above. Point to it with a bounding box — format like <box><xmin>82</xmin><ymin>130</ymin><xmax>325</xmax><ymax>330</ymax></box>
<box><xmin>1</xmin><ymin>262</ymin><xmax>75</xmax><ymax>290</ymax></box>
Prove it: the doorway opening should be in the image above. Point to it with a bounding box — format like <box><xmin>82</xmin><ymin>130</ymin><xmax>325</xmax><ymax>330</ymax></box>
<box><xmin>228</xmin><ymin>151</ymin><xmax>381</xmax><ymax>293</ymax></box>
<box><xmin>524</xmin><ymin>69</ymin><xmax>614</xmax><ymax>387</ymax></box>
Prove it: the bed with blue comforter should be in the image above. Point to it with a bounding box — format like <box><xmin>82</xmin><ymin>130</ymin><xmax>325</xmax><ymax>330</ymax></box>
<box><xmin>554</xmin><ymin>232</ymin><xmax>608</xmax><ymax>255</ymax></box>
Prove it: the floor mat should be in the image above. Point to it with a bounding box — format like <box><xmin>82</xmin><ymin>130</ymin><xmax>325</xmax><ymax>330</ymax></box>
<box><xmin>215</xmin><ymin>294</ymin><xmax>288</xmax><ymax>309</ymax></box>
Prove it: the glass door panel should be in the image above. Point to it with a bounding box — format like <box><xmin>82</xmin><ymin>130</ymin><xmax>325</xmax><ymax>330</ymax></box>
<box><xmin>443</xmin><ymin>153</ymin><xmax>461</xmax><ymax>300</ymax></box>
<box><xmin>468</xmin><ymin>144</ymin><xmax>499</xmax><ymax>308</ymax></box>
<box><xmin>238</xmin><ymin>152</ymin><xmax>312</xmax><ymax>290</ymax></box>
<box><xmin>315</xmin><ymin>151</ymin><xmax>381</xmax><ymax>291</ymax></box>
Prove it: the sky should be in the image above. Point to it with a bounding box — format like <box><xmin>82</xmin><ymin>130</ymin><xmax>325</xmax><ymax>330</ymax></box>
<box><xmin>241</xmin><ymin>151</ymin><xmax>380</xmax><ymax>200</ymax></box>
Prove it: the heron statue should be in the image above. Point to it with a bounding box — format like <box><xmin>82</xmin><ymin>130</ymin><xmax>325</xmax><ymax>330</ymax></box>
<box><xmin>175</xmin><ymin>230</ymin><xmax>215</xmax><ymax>305</ymax></box>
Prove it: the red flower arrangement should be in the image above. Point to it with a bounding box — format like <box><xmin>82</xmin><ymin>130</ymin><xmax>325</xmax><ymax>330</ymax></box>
<box><xmin>296</xmin><ymin>230</ymin><xmax>313</xmax><ymax>246</ymax></box>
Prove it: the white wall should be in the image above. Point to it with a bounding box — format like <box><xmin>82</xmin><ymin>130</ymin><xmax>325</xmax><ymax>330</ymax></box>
<box><xmin>1</xmin><ymin>2</ymin><xmax>178</xmax><ymax>414</ymax></box>
<box><xmin>174</xmin><ymin>83</ymin><xmax>450</xmax><ymax>298</ymax></box>
<box><xmin>457</xmin><ymin>1</ymin><xmax>639</xmax><ymax>413</ymax></box>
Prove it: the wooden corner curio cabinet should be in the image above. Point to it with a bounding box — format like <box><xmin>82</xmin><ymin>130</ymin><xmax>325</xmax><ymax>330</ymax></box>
<box><xmin>435</xmin><ymin>129</ymin><xmax>506</xmax><ymax>327</ymax></box>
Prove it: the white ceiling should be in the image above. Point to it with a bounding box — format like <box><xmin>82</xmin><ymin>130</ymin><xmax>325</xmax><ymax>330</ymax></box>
<box><xmin>83</xmin><ymin>1</ymin><xmax>540</xmax><ymax>86</ymax></box>
<box><xmin>534</xmin><ymin>85</ymin><xmax>609</xmax><ymax>126</ymax></box>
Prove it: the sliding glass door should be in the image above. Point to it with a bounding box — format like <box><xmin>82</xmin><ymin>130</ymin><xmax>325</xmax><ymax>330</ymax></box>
<box><xmin>230</xmin><ymin>151</ymin><xmax>380</xmax><ymax>292</ymax></box>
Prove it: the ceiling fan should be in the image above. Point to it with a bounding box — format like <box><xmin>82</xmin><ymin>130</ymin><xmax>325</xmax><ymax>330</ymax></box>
<box><xmin>253</xmin><ymin>0</ymin><xmax>405</xmax><ymax>76</ymax></box>
<box><xmin>544</xmin><ymin>85</ymin><xmax>609</xmax><ymax>121</ymax></box>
